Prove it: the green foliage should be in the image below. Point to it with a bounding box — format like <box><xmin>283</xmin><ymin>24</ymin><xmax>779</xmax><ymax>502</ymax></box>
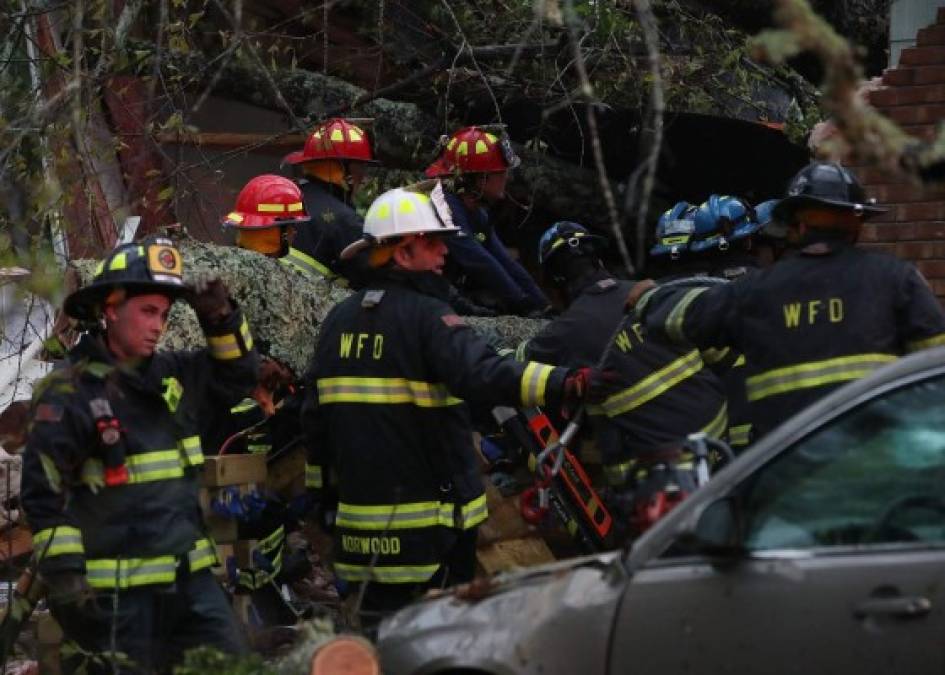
<box><xmin>173</xmin><ymin>646</ymin><xmax>277</xmax><ymax>675</ymax></box>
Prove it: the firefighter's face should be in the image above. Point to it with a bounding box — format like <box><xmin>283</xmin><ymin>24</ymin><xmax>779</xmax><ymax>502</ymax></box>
<box><xmin>104</xmin><ymin>293</ymin><xmax>171</xmax><ymax>361</ymax></box>
<box><xmin>478</xmin><ymin>170</ymin><xmax>509</xmax><ymax>203</ymax></box>
<box><xmin>394</xmin><ymin>234</ymin><xmax>448</xmax><ymax>274</ymax></box>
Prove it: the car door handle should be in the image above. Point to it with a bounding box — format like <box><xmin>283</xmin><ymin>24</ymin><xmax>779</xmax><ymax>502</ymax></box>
<box><xmin>854</xmin><ymin>596</ymin><xmax>932</xmax><ymax>619</ymax></box>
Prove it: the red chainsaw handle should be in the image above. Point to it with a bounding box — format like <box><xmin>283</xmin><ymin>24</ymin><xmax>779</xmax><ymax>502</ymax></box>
<box><xmin>520</xmin><ymin>485</ymin><xmax>550</xmax><ymax>525</ymax></box>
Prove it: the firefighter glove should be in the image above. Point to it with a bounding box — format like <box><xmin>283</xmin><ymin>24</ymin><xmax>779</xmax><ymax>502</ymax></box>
<box><xmin>562</xmin><ymin>367</ymin><xmax>620</xmax><ymax>405</ymax></box>
<box><xmin>187</xmin><ymin>276</ymin><xmax>233</xmax><ymax>326</ymax></box>
<box><xmin>44</xmin><ymin>571</ymin><xmax>94</xmax><ymax>608</ymax></box>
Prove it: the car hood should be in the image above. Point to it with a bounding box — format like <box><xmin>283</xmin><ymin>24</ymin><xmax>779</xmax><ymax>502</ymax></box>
<box><xmin>377</xmin><ymin>551</ymin><xmax>627</xmax><ymax>675</ymax></box>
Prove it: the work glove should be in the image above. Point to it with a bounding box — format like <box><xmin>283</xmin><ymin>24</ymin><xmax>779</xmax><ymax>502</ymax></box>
<box><xmin>43</xmin><ymin>571</ymin><xmax>94</xmax><ymax>608</ymax></box>
<box><xmin>253</xmin><ymin>357</ymin><xmax>295</xmax><ymax>416</ymax></box>
<box><xmin>562</xmin><ymin>367</ymin><xmax>620</xmax><ymax>406</ymax></box>
<box><xmin>187</xmin><ymin>276</ymin><xmax>233</xmax><ymax>326</ymax></box>
<box><xmin>624</xmin><ymin>278</ymin><xmax>657</xmax><ymax>314</ymax></box>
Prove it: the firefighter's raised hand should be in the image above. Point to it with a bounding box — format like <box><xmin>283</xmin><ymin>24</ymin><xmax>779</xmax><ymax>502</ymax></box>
<box><xmin>625</xmin><ymin>278</ymin><xmax>657</xmax><ymax>314</ymax></box>
<box><xmin>563</xmin><ymin>367</ymin><xmax>620</xmax><ymax>405</ymax></box>
<box><xmin>252</xmin><ymin>357</ymin><xmax>295</xmax><ymax>416</ymax></box>
<box><xmin>187</xmin><ymin>276</ymin><xmax>233</xmax><ymax>326</ymax></box>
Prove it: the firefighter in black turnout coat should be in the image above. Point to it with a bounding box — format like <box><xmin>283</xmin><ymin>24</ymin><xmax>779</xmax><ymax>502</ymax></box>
<box><xmin>634</xmin><ymin>162</ymin><xmax>945</xmax><ymax>439</ymax></box>
<box><xmin>301</xmin><ymin>184</ymin><xmax>613</xmax><ymax>614</ymax></box>
<box><xmin>21</xmin><ymin>238</ymin><xmax>257</xmax><ymax>673</ymax></box>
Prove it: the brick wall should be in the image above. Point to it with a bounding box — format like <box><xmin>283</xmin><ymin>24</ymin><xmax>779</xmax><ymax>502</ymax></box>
<box><xmin>860</xmin><ymin>7</ymin><xmax>945</xmax><ymax>299</ymax></box>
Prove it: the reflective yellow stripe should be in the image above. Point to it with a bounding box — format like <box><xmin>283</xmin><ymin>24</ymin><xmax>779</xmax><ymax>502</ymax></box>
<box><xmin>126</xmin><ymin>450</ymin><xmax>185</xmax><ymax>482</ymax></box>
<box><xmin>86</xmin><ymin>556</ymin><xmax>177</xmax><ymax>589</ymax></box>
<box><xmin>257</xmin><ymin>202</ymin><xmax>303</xmax><ymax>213</ymax></box>
<box><xmin>602</xmin><ymin>350</ymin><xmax>703</xmax><ymax>417</ymax></box>
<box><xmin>187</xmin><ymin>537</ymin><xmax>218</xmax><ymax>571</ymax></box>
<box><xmin>907</xmin><ymin>333</ymin><xmax>945</xmax><ymax>352</ymax></box>
<box><xmin>179</xmin><ymin>435</ymin><xmax>204</xmax><ymax>467</ymax></box>
<box><xmin>604</xmin><ymin>460</ymin><xmax>634</xmax><ymax>486</ymax></box>
<box><xmin>207</xmin><ymin>317</ymin><xmax>253</xmax><ymax>361</ymax></box>
<box><xmin>282</xmin><ymin>247</ymin><xmax>334</xmax><ymax>279</ymax></box>
<box><xmin>728</xmin><ymin>423</ymin><xmax>752</xmax><ymax>447</ymax></box>
<box><xmin>258</xmin><ymin>526</ymin><xmax>285</xmax><ymax>555</ymax></box>
<box><xmin>108</xmin><ymin>252</ymin><xmax>128</xmax><ymax>271</ymax></box>
<box><xmin>317</xmin><ymin>377</ymin><xmax>462</xmax><ymax>407</ymax></box>
<box><xmin>701</xmin><ymin>347</ymin><xmax>730</xmax><ymax>365</ymax></box>
<box><xmin>521</xmin><ymin>362</ymin><xmax>555</xmax><ymax>407</ymax></box>
<box><xmin>305</xmin><ymin>463</ymin><xmax>323</xmax><ymax>489</ymax></box>
<box><xmin>746</xmin><ymin>353</ymin><xmax>897</xmax><ymax>402</ymax></box>
<box><xmin>666</xmin><ymin>288</ymin><xmax>707</xmax><ymax>343</ymax></box>
<box><xmin>33</xmin><ymin>526</ymin><xmax>85</xmax><ymax>558</ymax></box>
<box><xmin>514</xmin><ymin>339</ymin><xmax>529</xmax><ymax>362</ymax></box>
<box><xmin>337</xmin><ymin>501</ymin><xmax>441</xmax><ymax>530</ymax></box>
<box><xmin>162</xmin><ymin>376</ymin><xmax>183</xmax><ymax>413</ymax></box>
<box><xmin>334</xmin><ymin>562</ymin><xmax>440</xmax><ymax>584</ymax></box>
<box><xmin>337</xmin><ymin>495</ymin><xmax>486</xmax><ymax>531</ymax></box>
<box><xmin>230</xmin><ymin>398</ymin><xmax>258</xmax><ymax>414</ymax></box>
<box><xmin>701</xmin><ymin>402</ymin><xmax>728</xmax><ymax>439</ymax></box>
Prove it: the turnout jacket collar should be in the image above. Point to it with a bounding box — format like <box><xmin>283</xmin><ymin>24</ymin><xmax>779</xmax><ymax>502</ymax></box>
<box><xmin>375</xmin><ymin>268</ymin><xmax>453</xmax><ymax>303</ymax></box>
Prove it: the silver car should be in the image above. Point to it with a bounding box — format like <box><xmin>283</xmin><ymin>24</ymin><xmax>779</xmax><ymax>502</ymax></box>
<box><xmin>378</xmin><ymin>347</ymin><xmax>945</xmax><ymax>675</ymax></box>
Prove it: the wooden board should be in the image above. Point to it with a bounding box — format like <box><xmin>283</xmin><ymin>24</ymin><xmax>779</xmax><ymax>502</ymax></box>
<box><xmin>0</xmin><ymin>526</ymin><xmax>32</xmax><ymax>562</ymax></box>
<box><xmin>476</xmin><ymin>537</ymin><xmax>556</xmax><ymax>576</ymax></box>
<box><xmin>265</xmin><ymin>445</ymin><xmax>306</xmax><ymax>498</ymax></box>
<box><xmin>477</xmin><ymin>480</ymin><xmax>533</xmax><ymax>545</ymax></box>
<box><xmin>202</xmin><ymin>454</ymin><xmax>267</xmax><ymax>487</ymax></box>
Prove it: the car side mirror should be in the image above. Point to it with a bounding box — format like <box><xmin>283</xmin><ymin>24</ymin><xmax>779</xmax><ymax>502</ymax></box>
<box><xmin>677</xmin><ymin>496</ymin><xmax>744</xmax><ymax>561</ymax></box>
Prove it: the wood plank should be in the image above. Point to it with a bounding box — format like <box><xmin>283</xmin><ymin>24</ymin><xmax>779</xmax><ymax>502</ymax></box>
<box><xmin>476</xmin><ymin>537</ymin><xmax>556</xmax><ymax>576</ymax></box>
<box><xmin>202</xmin><ymin>454</ymin><xmax>267</xmax><ymax>487</ymax></box>
<box><xmin>265</xmin><ymin>445</ymin><xmax>306</xmax><ymax>498</ymax></box>
<box><xmin>477</xmin><ymin>480</ymin><xmax>532</xmax><ymax>545</ymax></box>
<box><xmin>0</xmin><ymin>526</ymin><xmax>33</xmax><ymax>562</ymax></box>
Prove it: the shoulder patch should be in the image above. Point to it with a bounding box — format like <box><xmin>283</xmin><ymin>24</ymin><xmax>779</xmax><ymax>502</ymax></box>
<box><xmin>34</xmin><ymin>403</ymin><xmax>64</xmax><ymax>423</ymax></box>
<box><xmin>321</xmin><ymin>209</ymin><xmax>336</xmax><ymax>223</ymax></box>
<box><xmin>441</xmin><ymin>314</ymin><xmax>466</xmax><ymax>328</ymax></box>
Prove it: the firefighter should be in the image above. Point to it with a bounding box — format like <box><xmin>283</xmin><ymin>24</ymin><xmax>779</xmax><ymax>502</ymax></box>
<box><xmin>520</xmin><ymin>222</ymin><xmax>725</xmax><ymax>536</ymax></box>
<box><xmin>222</xmin><ymin>173</ymin><xmax>312</xmax><ymax>274</ymax></box>
<box><xmin>633</xmin><ymin>161</ymin><xmax>945</xmax><ymax>440</ymax></box>
<box><xmin>283</xmin><ymin>117</ymin><xmax>378</xmax><ymax>285</ymax></box>
<box><xmin>301</xmin><ymin>183</ymin><xmax>612</xmax><ymax>615</ymax></box>
<box><xmin>21</xmin><ymin>237</ymin><xmax>257</xmax><ymax>673</ymax></box>
<box><xmin>425</xmin><ymin>126</ymin><xmax>550</xmax><ymax>316</ymax></box>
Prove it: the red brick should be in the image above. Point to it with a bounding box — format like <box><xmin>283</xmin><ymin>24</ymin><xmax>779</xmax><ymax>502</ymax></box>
<box><xmin>897</xmin><ymin>202</ymin><xmax>945</xmax><ymax>222</ymax></box>
<box><xmin>901</xmin><ymin>124</ymin><xmax>939</xmax><ymax>141</ymax></box>
<box><xmin>877</xmin><ymin>183</ymin><xmax>945</xmax><ymax>203</ymax></box>
<box><xmin>891</xmin><ymin>84</ymin><xmax>945</xmax><ymax>105</ymax></box>
<box><xmin>916</xmin><ymin>104</ymin><xmax>945</xmax><ymax>123</ymax></box>
<box><xmin>868</xmin><ymin>88</ymin><xmax>899</xmax><ymax>107</ymax></box>
<box><xmin>915</xmin><ymin>66</ymin><xmax>945</xmax><ymax>84</ymax></box>
<box><xmin>915</xmin><ymin>222</ymin><xmax>945</xmax><ymax>239</ymax></box>
<box><xmin>883</xmin><ymin>68</ymin><xmax>916</xmax><ymax>86</ymax></box>
<box><xmin>867</xmin><ymin>221</ymin><xmax>917</xmax><ymax>242</ymax></box>
<box><xmin>918</xmin><ymin>25</ymin><xmax>945</xmax><ymax>47</ymax></box>
<box><xmin>856</xmin><ymin>165</ymin><xmax>909</xmax><ymax>186</ymax></box>
<box><xmin>861</xmin><ymin>242</ymin><xmax>897</xmax><ymax>255</ymax></box>
<box><xmin>930</xmin><ymin>278</ymin><xmax>945</xmax><ymax>296</ymax></box>
<box><xmin>883</xmin><ymin>106</ymin><xmax>924</xmax><ymax>124</ymax></box>
<box><xmin>895</xmin><ymin>241</ymin><xmax>945</xmax><ymax>259</ymax></box>
<box><xmin>918</xmin><ymin>260</ymin><xmax>945</xmax><ymax>277</ymax></box>
<box><xmin>938</xmin><ymin>6</ymin><xmax>945</xmax><ymax>25</ymax></box>
<box><xmin>900</xmin><ymin>46</ymin><xmax>945</xmax><ymax>66</ymax></box>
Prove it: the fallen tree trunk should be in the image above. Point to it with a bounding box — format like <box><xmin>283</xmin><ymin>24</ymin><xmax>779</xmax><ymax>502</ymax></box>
<box><xmin>71</xmin><ymin>236</ymin><xmax>546</xmax><ymax>375</ymax></box>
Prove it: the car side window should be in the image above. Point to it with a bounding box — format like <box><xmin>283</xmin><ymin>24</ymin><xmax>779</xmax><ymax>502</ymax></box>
<box><xmin>739</xmin><ymin>375</ymin><xmax>945</xmax><ymax>551</ymax></box>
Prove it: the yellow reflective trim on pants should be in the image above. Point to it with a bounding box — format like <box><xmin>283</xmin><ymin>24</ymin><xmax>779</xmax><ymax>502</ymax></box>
<box><xmin>728</xmin><ymin>423</ymin><xmax>752</xmax><ymax>447</ymax></box>
<box><xmin>438</xmin><ymin>494</ymin><xmax>488</xmax><ymax>530</ymax></box>
<box><xmin>317</xmin><ymin>377</ymin><xmax>462</xmax><ymax>407</ymax></box>
<box><xmin>334</xmin><ymin>562</ymin><xmax>441</xmax><ymax>584</ymax></box>
<box><xmin>305</xmin><ymin>463</ymin><xmax>323</xmax><ymax>489</ymax></box>
<box><xmin>188</xmin><ymin>537</ymin><xmax>218</xmax><ymax>571</ymax></box>
<box><xmin>666</xmin><ymin>288</ymin><xmax>707</xmax><ymax>343</ymax></box>
<box><xmin>86</xmin><ymin>556</ymin><xmax>177</xmax><ymax>589</ymax></box>
<box><xmin>908</xmin><ymin>333</ymin><xmax>945</xmax><ymax>352</ymax></box>
<box><xmin>33</xmin><ymin>526</ymin><xmax>85</xmax><ymax>558</ymax></box>
<box><xmin>746</xmin><ymin>353</ymin><xmax>898</xmax><ymax>402</ymax></box>
<box><xmin>701</xmin><ymin>402</ymin><xmax>728</xmax><ymax>439</ymax></box>
<box><xmin>602</xmin><ymin>350</ymin><xmax>703</xmax><ymax>417</ymax></box>
<box><xmin>521</xmin><ymin>362</ymin><xmax>555</xmax><ymax>407</ymax></box>
<box><xmin>126</xmin><ymin>450</ymin><xmax>185</xmax><ymax>482</ymax></box>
